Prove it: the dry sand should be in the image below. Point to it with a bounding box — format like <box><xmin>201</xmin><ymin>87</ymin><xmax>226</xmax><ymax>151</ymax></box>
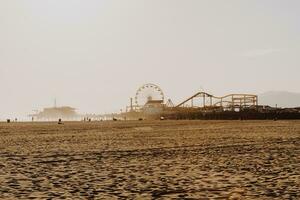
<box><xmin>0</xmin><ymin>120</ymin><xmax>299</xmax><ymax>199</ymax></box>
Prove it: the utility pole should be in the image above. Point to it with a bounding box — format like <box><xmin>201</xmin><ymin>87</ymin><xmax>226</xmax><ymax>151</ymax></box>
<box><xmin>130</xmin><ymin>97</ymin><xmax>133</xmax><ymax>111</ymax></box>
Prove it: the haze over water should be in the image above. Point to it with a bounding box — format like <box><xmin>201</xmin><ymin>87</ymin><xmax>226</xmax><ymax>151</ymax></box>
<box><xmin>1</xmin><ymin>0</ymin><xmax>300</xmax><ymax>119</ymax></box>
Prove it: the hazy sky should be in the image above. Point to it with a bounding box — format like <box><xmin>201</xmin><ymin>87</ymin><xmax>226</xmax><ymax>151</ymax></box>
<box><xmin>0</xmin><ymin>0</ymin><xmax>299</xmax><ymax>119</ymax></box>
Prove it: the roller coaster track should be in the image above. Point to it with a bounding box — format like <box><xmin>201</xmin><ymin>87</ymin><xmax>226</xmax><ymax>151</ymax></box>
<box><xmin>176</xmin><ymin>92</ymin><xmax>258</xmax><ymax>109</ymax></box>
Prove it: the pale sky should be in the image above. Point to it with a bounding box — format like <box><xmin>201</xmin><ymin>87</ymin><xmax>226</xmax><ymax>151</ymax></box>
<box><xmin>0</xmin><ymin>0</ymin><xmax>299</xmax><ymax>119</ymax></box>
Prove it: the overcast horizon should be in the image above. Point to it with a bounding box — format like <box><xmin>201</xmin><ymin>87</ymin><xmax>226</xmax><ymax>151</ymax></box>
<box><xmin>1</xmin><ymin>0</ymin><xmax>300</xmax><ymax>119</ymax></box>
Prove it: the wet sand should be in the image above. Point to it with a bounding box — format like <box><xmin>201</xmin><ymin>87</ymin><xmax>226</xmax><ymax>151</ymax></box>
<box><xmin>0</xmin><ymin>120</ymin><xmax>299</xmax><ymax>199</ymax></box>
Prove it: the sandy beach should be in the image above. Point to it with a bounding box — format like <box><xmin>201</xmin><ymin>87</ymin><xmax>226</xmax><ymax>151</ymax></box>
<box><xmin>0</xmin><ymin>120</ymin><xmax>299</xmax><ymax>199</ymax></box>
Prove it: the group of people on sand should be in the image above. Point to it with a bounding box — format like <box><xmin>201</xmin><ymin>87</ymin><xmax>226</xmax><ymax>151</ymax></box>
<box><xmin>6</xmin><ymin>118</ymin><xmax>18</xmax><ymax>123</ymax></box>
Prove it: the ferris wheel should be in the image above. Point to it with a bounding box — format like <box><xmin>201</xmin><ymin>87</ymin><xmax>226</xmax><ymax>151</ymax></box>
<box><xmin>135</xmin><ymin>83</ymin><xmax>165</xmax><ymax>106</ymax></box>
